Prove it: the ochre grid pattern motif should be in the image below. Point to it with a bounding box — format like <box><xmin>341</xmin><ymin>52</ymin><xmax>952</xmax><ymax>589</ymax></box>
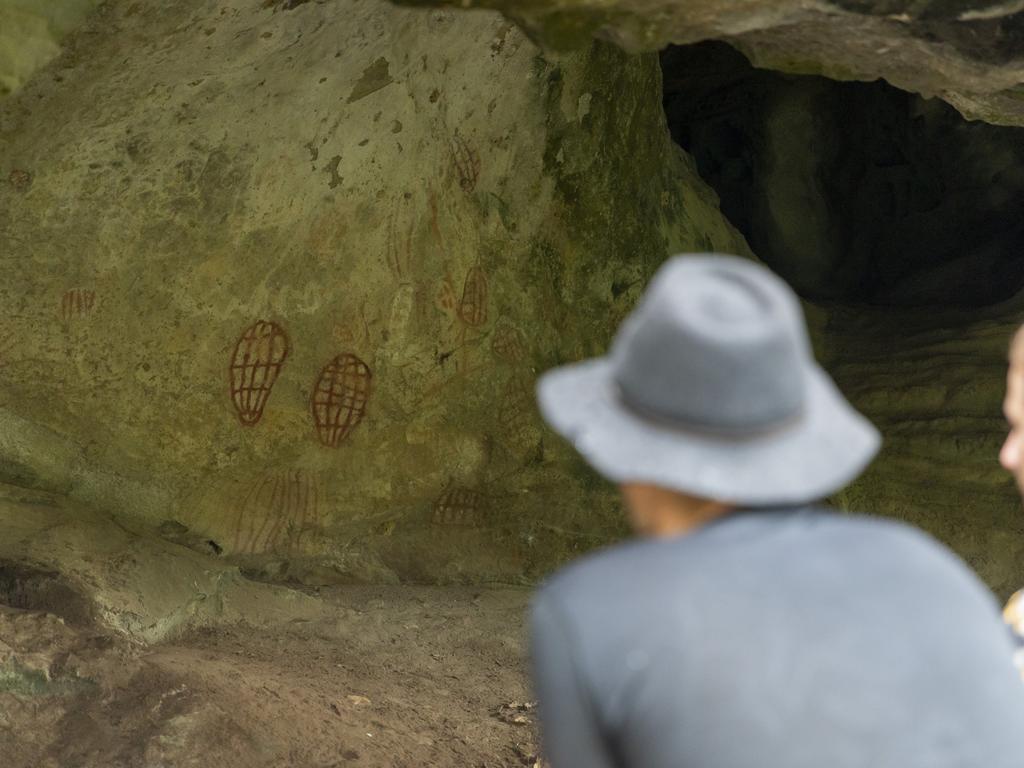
<box><xmin>229</xmin><ymin>320</ymin><xmax>290</xmax><ymax>426</ymax></box>
<box><xmin>499</xmin><ymin>373</ymin><xmax>539</xmax><ymax>454</ymax></box>
<box><xmin>311</xmin><ymin>353</ymin><xmax>371</xmax><ymax>447</ymax></box>
<box><xmin>230</xmin><ymin>469</ymin><xmax>322</xmax><ymax>554</ymax></box>
<box><xmin>457</xmin><ymin>266</ymin><xmax>488</xmax><ymax>328</ymax></box>
<box><xmin>433</xmin><ymin>486</ymin><xmax>486</xmax><ymax>526</ymax></box>
<box><xmin>450</xmin><ymin>134</ymin><xmax>481</xmax><ymax>193</ymax></box>
<box><xmin>60</xmin><ymin>288</ymin><xmax>96</xmax><ymax>324</ymax></box>
<box><xmin>491</xmin><ymin>322</ymin><xmax>527</xmax><ymax>362</ymax></box>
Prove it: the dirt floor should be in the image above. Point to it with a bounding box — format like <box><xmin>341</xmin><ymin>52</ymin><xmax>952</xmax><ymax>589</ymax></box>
<box><xmin>0</xmin><ymin>585</ymin><xmax>543</xmax><ymax>768</ymax></box>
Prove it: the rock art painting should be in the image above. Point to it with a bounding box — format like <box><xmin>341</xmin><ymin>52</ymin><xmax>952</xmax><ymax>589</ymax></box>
<box><xmin>433</xmin><ymin>485</ymin><xmax>487</xmax><ymax>526</ymax></box>
<box><xmin>385</xmin><ymin>201</ymin><xmax>415</xmax><ymax>280</ymax></box>
<box><xmin>491</xmin><ymin>320</ymin><xmax>527</xmax><ymax>363</ymax></box>
<box><xmin>229</xmin><ymin>320</ymin><xmax>290</xmax><ymax>426</ymax></box>
<box><xmin>228</xmin><ymin>469</ymin><xmax>324</xmax><ymax>554</ymax></box>
<box><xmin>331</xmin><ymin>300</ymin><xmax>383</xmax><ymax>352</ymax></box>
<box><xmin>435</xmin><ymin>264</ymin><xmax>492</xmax><ymax>377</ymax></box>
<box><xmin>311</xmin><ymin>352</ymin><xmax>372</xmax><ymax>447</ymax></box>
<box><xmin>499</xmin><ymin>372</ymin><xmax>540</xmax><ymax>456</ymax></box>
<box><xmin>59</xmin><ymin>288</ymin><xmax>96</xmax><ymax>325</ymax></box>
<box><xmin>457</xmin><ymin>266</ymin><xmax>489</xmax><ymax>328</ymax></box>
<box><xmin>450</xmin><ymin>134</ymin><xmax>481</xmax><ymax>193</ymax></box>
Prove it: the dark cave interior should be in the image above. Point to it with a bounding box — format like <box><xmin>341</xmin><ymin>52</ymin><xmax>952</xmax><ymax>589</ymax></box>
<box><xmin>661</xmin><ymin>41</ymin><xmax>1024</xmax><ymax>308</ymax></box>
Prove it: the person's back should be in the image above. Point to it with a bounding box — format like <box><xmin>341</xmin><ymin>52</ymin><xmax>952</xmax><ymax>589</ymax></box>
<box><xmin>529</xmin><ymin>255</ymin><xmax>1024</xmax><ymax>766</ymax></box>
<box><xmin>532</xmin><ymin>507</ymin><xmax>1024</xmax><ymax>768</ymax></box>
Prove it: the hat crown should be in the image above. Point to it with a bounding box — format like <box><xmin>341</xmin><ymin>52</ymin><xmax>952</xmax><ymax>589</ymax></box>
<box><xmin>611</xmin><ymin>256</ymin><xmax>810</xmax><ymax>433</ymax></box>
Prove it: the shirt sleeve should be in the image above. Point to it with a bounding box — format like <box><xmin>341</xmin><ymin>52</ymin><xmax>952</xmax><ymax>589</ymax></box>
<box><xmin>529</xmin><ymin>592</ymin><xmax>619</xmax><ymax>768</ymax></box>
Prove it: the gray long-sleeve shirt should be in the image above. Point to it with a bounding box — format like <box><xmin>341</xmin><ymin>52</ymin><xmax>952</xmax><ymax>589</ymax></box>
<box><xmin>530</xmin><ymin>507</ymin><xmax>1024</xmax><ymax>767</ymax></box>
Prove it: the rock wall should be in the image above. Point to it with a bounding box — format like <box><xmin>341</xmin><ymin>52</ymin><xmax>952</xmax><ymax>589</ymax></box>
<box><xmin>0</xmin><ymin>0</ymin><xmax>100</xmax><ymax>98</ymax></box>
<box><xmin>0</xmin><ymin>0</ymin><xmax>749</xmax><ymax>584</ymax></box>
<box><xmin>663</xmin><ymin>42</ymin><xmax>1024</xmax><ymax>307</ymax></box>
<box><xmin>397</xmin><ymin>0</ymin><xmax>1024</xmax><ymax>127</ymax></box>
<box><xmin>823</xmin><ymin>298</ymin><xmax>1024</xmax><ymax>599</ymax></box>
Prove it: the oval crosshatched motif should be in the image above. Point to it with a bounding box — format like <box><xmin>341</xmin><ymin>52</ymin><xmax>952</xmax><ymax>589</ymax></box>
<box><xmin>457</xmin><ymin>266</ymin><xmax>488</xmax><ymax>328</ymax></box>
<box><xmin>311</xmin><ymin>353</ymin><xmax>372</xmax><ymax>447</ymax></box>
<box><xmin>433</xmin><ymin>486</ymin><xmax>486</xmax><ymax>526</ymax></box>
<box><xmin>229</xmin><ymin>320</ymin><xmax>290</xmax><ymax>426</ymax></box>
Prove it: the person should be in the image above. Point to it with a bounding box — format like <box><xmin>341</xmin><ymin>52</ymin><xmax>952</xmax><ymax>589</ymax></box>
<box><xmin>529</xmin><ymin>254</ymin><xmax>1024</xmax><ymax>768</ymax></box>
<box><xmin>998</xmin><ymin>326</ymin><xmax>1024</xmax><ymax>673</ymax></box>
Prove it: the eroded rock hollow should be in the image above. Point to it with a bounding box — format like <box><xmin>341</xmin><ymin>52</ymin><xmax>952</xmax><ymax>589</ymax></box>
<box><xmin>662</xmin><ymin>40</ymin><xmax>1024</xmax><ymax>595</ymax></box>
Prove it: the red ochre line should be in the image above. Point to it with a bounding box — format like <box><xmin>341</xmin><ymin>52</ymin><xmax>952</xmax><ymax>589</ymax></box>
<box><xmin>253</xmin><ymin>474</ymin><xmax>288</xmax><ymax>552</ymax></box>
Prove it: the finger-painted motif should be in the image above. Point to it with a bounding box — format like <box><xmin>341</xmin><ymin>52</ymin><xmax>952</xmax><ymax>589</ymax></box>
<box><xmin>457</xmin><ymin>266</ymin><xmax>488</xmax><ymax>328</ymax></box>
<box><xmin>229</xmin><ymin>469</ymin><xmax>324</xmax><ymax>554</ymax></box>
<box><xmin>229</xmin><ymin>320</ymin><xmax>290</xmax><ymax>426</ymax></box>
<box><xmin>433</xmin><ymin>485</ymin><xmax>487</xmax><ymax>526</ymax></box>
<box><xmin>450</xmin><ymin>134</ymin><xmax>481</xmax><ymax>193</ymax></box>
<box><xmin>60</xmin><ymin>288</ymin><xmax>96</xmax><ymax>325</ymax></box>
<box><xmin>311</xmin><ymin>352</ymin><xmax>372</xmax><ymax>447</ymax></box>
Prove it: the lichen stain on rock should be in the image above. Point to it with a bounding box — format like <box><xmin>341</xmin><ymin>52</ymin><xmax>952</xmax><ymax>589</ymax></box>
<box><xmin>324</xmin><ymin>154</ymin><xmax>343</xmax><ymax>189</ymax></box>
<box><xmin>346</xmin><ymin>57</ymin><xmax>394</xmax><ymax>104</ymax></box>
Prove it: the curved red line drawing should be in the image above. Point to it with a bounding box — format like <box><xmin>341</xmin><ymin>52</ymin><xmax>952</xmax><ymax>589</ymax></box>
<box><xmin>491</xmin><ymin>321</ymin><xmax>527</xmax><ymax>362</ymax></box>
<box><xmin>457</xmin><ymin>266</ymin><xmax>488</xmax><ymax>328</ymax></box>
<box><xmin>311</xmin><ymin>353</ymin><xmax>372</xmax><ymax>447</ymax></box>
<box><xmin>450</xmin><ymin>135</ymin><xmax>481</xmax><ymax>193</ymax></box>
<box><xmin>60</xmin><ymin>288</ymin><xmax>96</xmax><ymax>325</ymax></box>
<box><xmin>499</xmin><ymin>372</ymin><xmax>540</xmax><ymax>455</ymax></box>
<box><xmin>433</xmin><ymin>486</ymin><xmax>486</xmax><ymax>526</ymax></box>
<box><xmin>229</xmin><ymin>320</ymin><xmax>290</xmax><ymax>426</ymax></box>
<box><xmin>229</xmin><ymin>469</ymin><xmax>323</xmax><ymax>554</ymax></box>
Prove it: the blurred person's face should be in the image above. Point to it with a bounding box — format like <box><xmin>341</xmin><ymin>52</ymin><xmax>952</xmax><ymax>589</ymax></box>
<box><xmin>1000</xmin><ymin>328</ymin><xmax>1024</xmax><ymax>494</ymax></box>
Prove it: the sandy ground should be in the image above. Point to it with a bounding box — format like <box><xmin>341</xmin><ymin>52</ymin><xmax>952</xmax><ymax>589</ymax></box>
<box><xmin>0</xmin><ymin>585</ymin><xmax>544</xmax><ymax>768</ymax></box>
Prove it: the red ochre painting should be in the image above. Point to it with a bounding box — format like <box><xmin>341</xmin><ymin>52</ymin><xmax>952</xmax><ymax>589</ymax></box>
<box><xmin>433</xmin><ymin>485</ymin><xmax>487</xmax><ymax>527</ymax></box>
<box><xmin>499</xmin><ymin>372</ymin><xmax>540</xmax><ymax>455</ymax></box>
<box><xmin>228</xmin><ymin>469</ymin><xmax>324</xmax><ymax>554</ymax></box>
<box><xmin>457</xmin><ymin>266</ymin><xmax>488</xmax><ymax>328</ymax></box>
<box><xmin>450</xmin><ymin>134</ymin><xmax>481</xmax><ymax>193</ymax></box>
<box><xmin>59</xmin><ymin>288</ymin><xmax>96</xmax><ymax>325</ymax></box>
<box><xmin>311</xmin><ymin>353</ymin><xmax>372</xmax><ymax>447</ymax></box>
<box><xmin>491</xmin><ymin>321</ymin><xmax>527</xmax><ymax>363</ymax></box>
<box><xmin>229</xmin><ymin>320</ymin><xmax>290</xmax><ymax>426</ymax></box>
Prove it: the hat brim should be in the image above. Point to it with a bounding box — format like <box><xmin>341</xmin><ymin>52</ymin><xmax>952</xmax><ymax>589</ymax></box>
<box><xmin>536</xmin><ymin>358</ymin><xmax>880</xmax><ymax>506</ymax></box>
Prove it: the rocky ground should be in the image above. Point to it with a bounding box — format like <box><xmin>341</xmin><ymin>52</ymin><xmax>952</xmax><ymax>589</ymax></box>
<box><xmin>0</xmin><ymin>484</ymin><xmax>544</xmax><ymax>767</ymax></box>
<box><xmin>0</xmin><ymin>584</ymin><xmax>541</xmax><ymax>768</ymax></box>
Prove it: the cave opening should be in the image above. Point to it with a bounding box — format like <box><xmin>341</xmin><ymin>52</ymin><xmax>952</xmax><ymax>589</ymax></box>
<box><xmin>660</xmin><ymin>41</ymin><xmax>1024</xmax><ymax>308</ymax></box>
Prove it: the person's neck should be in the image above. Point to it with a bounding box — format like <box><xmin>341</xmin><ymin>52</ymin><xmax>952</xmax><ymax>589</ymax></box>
<box><xmin>647</xmin><ymin>499</ymin><xmax>734</xmax><ymax>538</ymax></box>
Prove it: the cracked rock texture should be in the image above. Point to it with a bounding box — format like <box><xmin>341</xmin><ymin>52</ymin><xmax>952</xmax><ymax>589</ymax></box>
<box><xmin>395</xmin><ymin>0</ymin><xmax>1024</xmax><ymax>126</ymax></box>
<box><xmin>0</xmin><ymin>0</ymin><xmax>749</xmax><ymax>584</ymax></box>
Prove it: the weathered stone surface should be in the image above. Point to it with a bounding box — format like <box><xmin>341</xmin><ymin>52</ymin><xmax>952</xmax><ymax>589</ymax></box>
<box><xmin>395</xmin><ymin>0</ymin><xmax>1024</xmax><ymax>126</ymax></box>
<box><xmin>0</xmin><ymin>483</ymin><xmax>323</xmax><ymax>643</ymax></box>
<box><xmin>0</xmin><ymin>0</ymin><xmax>100</xmax><ymax>98</ymax></box>
<box><xmin>0</xmin><ymin>0</ymin><xmax>748</xmax><ymax>583</ymax></box>
<box><xmin>823</xmin><ymin>297</ymin><xmax>1024</xmax><ymax>598</ymax></box>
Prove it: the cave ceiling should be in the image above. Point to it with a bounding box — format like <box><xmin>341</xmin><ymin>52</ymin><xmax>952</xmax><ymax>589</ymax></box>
<box><xmin>392</xmin><ymin>0</ymin><xmax>1024</xmax><ymax>126</ymax></box>
<box><xmin>8</xmin><ymin>2</ymin><xmax>1024</xmax><ymax>125</ymax></box>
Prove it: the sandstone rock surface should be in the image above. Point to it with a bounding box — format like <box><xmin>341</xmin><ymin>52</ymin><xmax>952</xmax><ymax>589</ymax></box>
<box><xmin>395</xmin><ymin>0</ymin><xmax>1024</xmax><ymax>125</ymax></box>
<box><xmin>0</xmin><ymin>0</ymin><xmax>748</xmax><ymax>583</ymax></box>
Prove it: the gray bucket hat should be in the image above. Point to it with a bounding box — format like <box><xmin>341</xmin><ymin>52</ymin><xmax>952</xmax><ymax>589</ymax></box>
<box><xmin>536</xmin><ymin>254</ymin><xmax>881</xmax><ymax>505</ymax></box>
